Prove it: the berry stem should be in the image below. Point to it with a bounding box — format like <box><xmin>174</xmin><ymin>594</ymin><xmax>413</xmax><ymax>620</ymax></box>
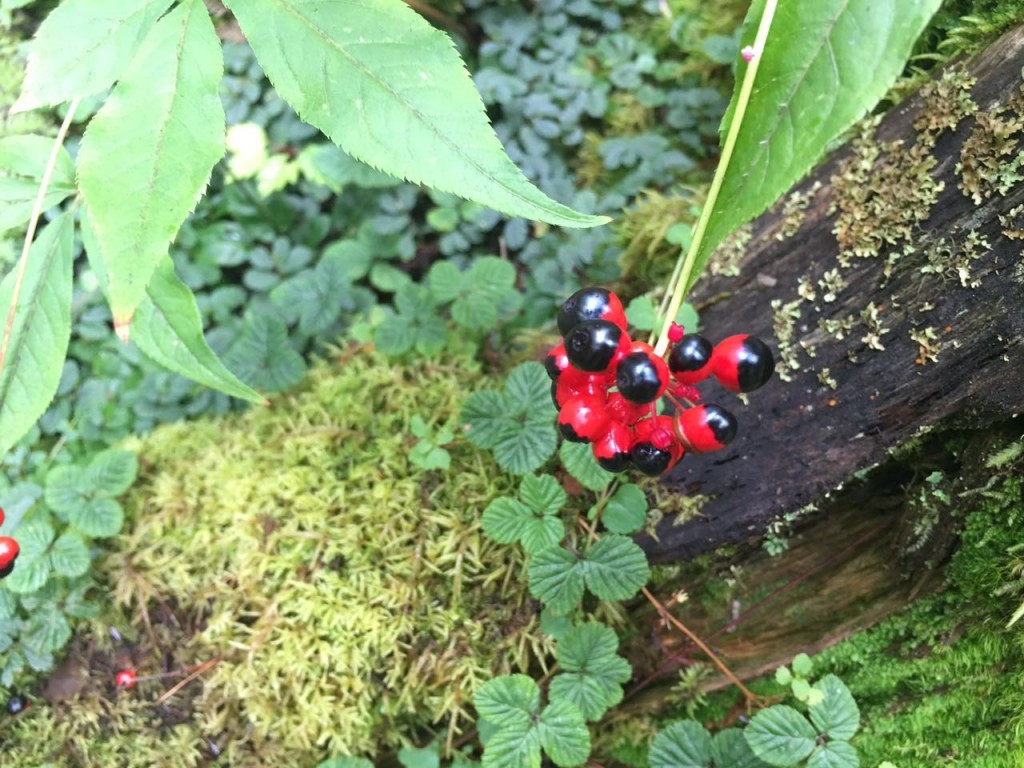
<box><xmin>653</xmin><ymin>0</ymin><xmax>778</xmax><ymax>358</ymax></box>
<box><xmin>0</xmin><ymin>98</ymin><xmax>80</xmax><ymax>376</ymax></box>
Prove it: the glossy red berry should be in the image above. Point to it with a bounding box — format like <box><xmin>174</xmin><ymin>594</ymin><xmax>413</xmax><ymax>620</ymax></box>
<box><xmin>544</xmin><ymin>343</ymin><xmax>588</xmax><ymax>386</ymax></box>
<box><xmin>673</xmin><ymin>404</ymin><xmax>738</xmax><ymax>453</ymax></box>
<box><xmin>553</xmin><ymin>375</ymin><xmax>606</xmax><ymax>409</ymax></box>
<box><xmin>668</xmin><ymin>334</ymin><xmax>714</xmax><ymax>385</ymax></box>
<box><xmin>559</xmin><ymin>395</ymin><xmax>611</xmax><ymax>443</ymax></box>
<box><xmin>631</xmin><ymin>416</ymin><xmax>683</xmax><ymax>476</ymax></box>
<box><xmin>606</xmin><ymin>392</ymin><xmax>648</xmax><ymax>427</ymax></box>
<box><xmin>557</xmin><ymin>287</ymin><xmax>628</xmax><ymax>336</ymax></box>
<box><xmin>0</xmin><ymin>507</ymin><xmax>5</xmax><ymax>527</ymax></box>
<box><xmin>592</xmin><ymin>420</ymin><xmax>634</xmax><ymax>472</ymax></box>
<box><xmin>0</xmin><ymin>537</ymin><xmax>19</xmax><ymax>580</ymax></box>
<box><xmin>565</xmin><ymin>320</ymin><xmax>630</xmax><ymax>373</ymax></box>
<box><xmin>616</xmin><ymin>342</ymin><xmax>670</xmax><ymax>404</ymax></box>
<box><xmin>115</xmin><ymin>669</ymin><xmax>137</xmax><ymax>689</ymax></box>
<box><xmin>711</xmin><ymin>335</ymin><xmax>775</xmax><ymax>393</ymax></box>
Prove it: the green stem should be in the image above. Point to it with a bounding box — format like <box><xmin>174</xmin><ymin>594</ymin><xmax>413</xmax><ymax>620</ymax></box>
<box><xmin>0</xmin><ymin>98</ymin><xmax>80</xmax><ymax>375</ymax></box>
<box><xmin>653</xmin><ymin>0</ymin><xmax>778</xmax><ymax>356</ymax></box>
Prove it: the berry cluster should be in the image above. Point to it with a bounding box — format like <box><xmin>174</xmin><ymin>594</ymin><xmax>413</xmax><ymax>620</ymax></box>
<box><xmin>546</xmin><ymin>287</ymin><xmax>774</xmax><ymax>477</ymax></box>
<box><xmin>0</xmin><ymin>508</ymin><xmax>19</xmax><ymax>580</ymax></box>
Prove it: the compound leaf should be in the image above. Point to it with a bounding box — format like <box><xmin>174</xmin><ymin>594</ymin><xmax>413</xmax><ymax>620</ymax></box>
<box><xmin>0</xmin><ymin>211</ymin><xmax>74</xmax><ymax>458</ymax></box>
<box><xmin>49</xmin><ymin>531</ymin><xmax>90</xmax><ymax>578</ymax></box>
<box><xmin>224</xmin><ymin>0</ymin><xmax>607</xmax><ymax>228</ymax></box>
<box><xmin>537</xmin><ymin>699</ymin><xmax>591</xmax><ymax>767</ymax></box>
<box><xmin>225</xmin><ymin>314</ymin><xmax>306</xmax><ymax>393</ymax></box>
<box><xmin>649</xmin><ymin>720</ymin><xmax>713</xmax><ymax>768</ymax></box>
<box><xmin>44</xmin><ymin>464</ymin><xmax>92</xmax><ymax>516</ymax></box>
<box><xmin>14</xmin><ymin>0</ymin><xmax>174</xmax><ymax>111</ymax></box>
<box><xmin>582</xmin><ymin>535</ymin><xmax>649</xmax><ymax>602</ymax></box>
<box><xmin>475</xmin><ymin>675</ymin><xmax>539</xmax><ymax>729</ymax></box>
<box><xmin>520</xmin><ymin>474</ymin><xmax>566</xmax><ymax>517</ymax></box>
<box><xmin>711</xmin><ymin>729</ymin><xmax>773</xmax><ymax>768</ymax></box>
<box><xmin>809</xmin><ymin>674</ymin><xmax>860</xmax><ymax>742</ymax></box>
<box><xmin>528</xmin><ymin>546</ymin><xmax>584</xmax><ymax>615</ymax></box>
<box><xmin>481</xmin><ymin>498</ymin><xmax>534</xmax><ymax>545</ymax></box>
<box><xmin>77</xmin><ymin>0</ymin><xmax>225</xmax><ymax>328</ymax></box>
<box><xmin>694</xmin><ymin>0</ymin><xmax>942</xmax><ymax>291</ymax></box>
<box><xmin>745</xmin><ymin>705</ymin><xmax>817</xmax><ymax>767</ymax></box>
<box><xmin>807</xmin><ymin>741</ymin><xmax>859</xmax><ymax>768</ymax></box>
<box><xmin>549</xmin><ymin>622</ymin><xmax>631</xmax><ymax>721</ymax></box>
<box><xmin>69</xmin><ymin>497</ymin><xmax>124</xmax><ymax>538</ymax></box>
<box><xmin>86</xmin><ymin>449</ymin><xmax>138</xmax><ymax>496</ymax></box>
<box><xmin>461</xmin><ymin>390</ymin><xmax>511</xmax><ymax>450</ymax></box>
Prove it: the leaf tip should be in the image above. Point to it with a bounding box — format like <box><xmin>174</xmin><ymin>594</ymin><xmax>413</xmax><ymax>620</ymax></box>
<box><xmin>114</xmin><ymin>316</ymin><xmax>133</xmax><ymax>344</ymax></box>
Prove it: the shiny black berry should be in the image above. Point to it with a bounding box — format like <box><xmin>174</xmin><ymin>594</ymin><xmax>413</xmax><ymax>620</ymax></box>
<box><xmin>616</xmin><ymin>347</ymin><xmax>669</xmax><ymax>404</ymax></box>
<box><xmin>631</xmin><ymin>442</ymin><xmax>672</xmax><ymax>476</ymax></box>
<box><xmin>557</xmin><ymin>287</ymin><xmax>628</xmax><ymax>336</ymax></box>
<box><xmin>711</xmin><ymin>335</ymin><xmax>775</xmax><ymax>393</ymax></box>
<box><xmin>565</xmin><ymin>320</ymin><xmax>625</xmax><ymax>373</ymax></box>
<box><xmin>675</xmin><ymin>404</ymin><xmax>738</xmax><ymax>453</ymax></box>
<box><xmin>6</xmin><ymin>694</ymin><xmax>26</xmax><ymax>715</ymax></box>
<box><xmin>668</xmin><ymin>334</ymin><xmax>714</xmax><ymax>385</ymax></box>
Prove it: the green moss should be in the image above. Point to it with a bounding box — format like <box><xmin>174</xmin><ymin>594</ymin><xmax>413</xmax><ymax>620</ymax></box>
<box><xmin>0</xmin><ymin>349</ymin><xmax>547</xmax><ymax>764</ymax></box>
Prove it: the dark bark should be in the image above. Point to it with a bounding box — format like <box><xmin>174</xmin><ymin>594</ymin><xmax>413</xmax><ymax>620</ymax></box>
<box><xmin>643</xmin><ymin>26</ymin><xmax>1024</xmax><ymax>564</ymax></box>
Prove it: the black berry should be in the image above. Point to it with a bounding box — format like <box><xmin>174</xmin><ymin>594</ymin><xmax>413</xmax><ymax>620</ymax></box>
<box><xmin>558</xmin><ymin>287</ymin><xmax>628</xmax><ymax>337</ymax></box>
<box><xmin>565</xmin><ymin>320</ymin><xmax>625</xmax><ymax>373</ymax></box>
<box><xmin>616</xmin><ymin>350</ymin><xmax>668</xmax><ymax>404</ymax></box>
<box><xmin>668</xmin><ymin>334</ymin><xmax>714</xmax><ymax>385</ymax></box>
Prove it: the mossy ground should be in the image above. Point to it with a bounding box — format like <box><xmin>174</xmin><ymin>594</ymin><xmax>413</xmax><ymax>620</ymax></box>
<box><xmin>0</xmin><ymin>347</ymin><xmax>546</xmax><ymax>765</ymax></box>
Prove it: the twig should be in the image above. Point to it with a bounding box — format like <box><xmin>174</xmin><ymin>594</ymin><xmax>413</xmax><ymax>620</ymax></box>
<box><xmin>154</xmin><ymin>657</ymin><xmax>220</xmax><ymax>705</ymax></box>
<box><xmin>0</xmin><ymin>98</ymin><xmax>80</xmax><ymax>375</ymax></box>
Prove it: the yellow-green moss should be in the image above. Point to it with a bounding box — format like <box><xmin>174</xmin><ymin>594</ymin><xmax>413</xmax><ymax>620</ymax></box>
<box><xmin>0</xmin><ymin>349</ymin><xmax>548</xmax><ymax>765</ymax></box>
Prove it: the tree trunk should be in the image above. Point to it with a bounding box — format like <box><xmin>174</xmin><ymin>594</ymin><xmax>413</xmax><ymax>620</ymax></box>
<box><xmin>642</xmin><ymin>25</ymin><xmax>1024</xmax><ymax>565</ymax></box>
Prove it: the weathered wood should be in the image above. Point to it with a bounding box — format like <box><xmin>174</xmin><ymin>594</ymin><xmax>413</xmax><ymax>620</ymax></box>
<box><xmin>643</xmin><ymin>26</ymin><xmax>1024</xmax><ymax>564</ymax></box>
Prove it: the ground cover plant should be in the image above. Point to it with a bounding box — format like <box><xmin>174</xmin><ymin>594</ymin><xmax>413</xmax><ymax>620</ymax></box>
<box><xmin>1</xmin><ymin>0</ymin><xmax>1024</xmax><ymax>765</ymax></box>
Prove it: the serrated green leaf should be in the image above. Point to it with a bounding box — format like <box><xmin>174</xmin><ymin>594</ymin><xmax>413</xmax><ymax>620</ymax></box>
<box><xmin>481</xmin><ymin>498</ymin><xmax>533</xmax><ymax>545</ymax></box>
<box><xmin>124</xmin><ymin>256</ymin><xmax>265</xmax><ymax>403</ymax></box>
<box><xmin>807</xmin><ymin>741</ymin><xmax>859</xmax><ymax>768</ymax></box>
<box><xmin>0</xmin><ymin>211</ymin><xmax>74</xmax><ymax>458</ymax></box>
<box><xmin>528</xmin><ymin>546</ymin><xmax>585</xmax><ymax>615</ymax></box>
<box><xmin>69</xmin><ymin>497</ymin><xmax>124</xmax><ymax>538</ymax></box>
<box><xmin>462</xmin><ymin>390</ymin><xmax>512</xmax><ymax>450</ymax></box>
<box><xmin>624</xmin><ymin>296</ymin><xmax>658</xmax><ymax>332</ymax></box>
<box><xmin>225</xmin><ymin>314</ymin><xmax>306</xmax><ymax>393</ymax></box>
<box><xmin>810</xmin><ymin>674</ymin><xmax>860</xmax><ymax>741</ymax></box>
<box><xmin>582</xmin><ymin>535</ymin><xmax>649</xmax><ymax>602</ymax></box>
<box><xmin>24</xmin><ymin>603</ymin><xmax>71</xmax><ymax>652</ymax></box>
<box><xmin>413</xmin><ymin>315</ymin><xmax>447</xmax><ymax>356</ymax></box>
<box><xmin>49</xmin><ymin>531</ymin><xmax>90</xmax><ymax>577</ymax></box>
<box><xmin>0</xmin><ymin>589</ymin><xmax>16</xmax><ymax>621</ymax></box>
<box><xmin>44</xmin><ymin>464</ymin><xmax>93</xmax><ymax>515</ymax></box>
<box><xmin>427</xmin><ymin>261</ymin><xmax>464</xmax><ymax>304</ymax></box>
<box><xmin>77</xmin><ymin>0</ymin><xmax>225</xmax><ymax>327</ymax></box>
<box><xmin>538</xmin><ymin>699</ymin><xmax>591</xmax><ymax>767</ymax></box>
<box><xmin>694</xmin><ymin>0</ymin><xmax>942</xmax><ymax>291</ymax></box>
<box><xmin>451</xmin><ymin>292</ymin><xmax>498</xmax><ymax>331</ymax></box>
<box><xmin>549</xmin><ymin>622</ymin><xmax>631</xmax><ymax>721</ymax></box>
<box><xmin>467</xmin><ymin>257</ymin><xmax>516</xmax><ymax>296</ymax></box>
<box><xmin>3</xmin><ymin>556</ymin><xmax>50</xmax><ymax>594</ymax></box>
<box><xmin>224</xmin><ymin>0</ymin><xmax>607</xmax><ymax>228</ymax></box>
<box><xmin>504</xmin><ymin>363</ymin><xmax>552</xmax><ymax>411</ymax></box>
<box><xmin>540</xmin><ymin>608</ymin><xmax>572</xmax><ymax>641</ymax></box>
<box><xmin>601</xmin><ymin>483</ymin><xmax>647</xmax><ymax>534</ymax></box>
<box><xmin>560</xmin><ymin>442</ymin><xmax>613</xmax><ymax>492</ymax></box>
<box><xmin>493</xmin><ymin>420</ymin><xmax>558</xmax><ymax>476</ymax></box>
<box><xmin>0</xmin><ymin>135</ymin><xmax>76</xmax><ymax>234</ymax></box>
<box><xmin>519</xmin><ymin>517</ymin><xmax>564</xmax><ymax>556</ymax></box>
<box><xmin>482</xmin><ymin>726</ymin><xmax>542</xmax><ymax>768</ymax></box>
<box><xmin>14</xmin><ymin>0</ymin><xmax>174</xmax><ymax>111</ymax></box>
<box><xmin>475</xmin><ymin>674</ymin><xmax>539</xmax><ymax>728</ymax></box>
<box><xmin>298</xmin><ymin>143</ymin><xmax>401</xmax><ymax>192</ymax></box>
<box><xmin>87</xmin><ymin>450</ymin><xmax>138</xmax><ymax>496</ymax></box>
<box><xmin>374</xmin><ymin>315</ymin><xmax>416</xmax><ymax>356</ymax></box>
<box><xmin>519</xmin><ymin>474</ymin><xmax>566</xmax><ymax>517</ymax></box>
<box><xmin>649</xmin><ymin>720</ymin><xmax>713</xmax><ymax>768</ymax></box>
<box><xmin>11</xmin><ymin>518</ymin><xmax>54</xmax><ymax>561</ymax></box>
<box><xmin>711</xmin><ymin>729</ymin><xmax>773</xmax><ymax>768</ymax></box>
<box><xmin>745</xmin><ymin>705</ymin><xmax>817</xmax><ymax>767</ymax></box>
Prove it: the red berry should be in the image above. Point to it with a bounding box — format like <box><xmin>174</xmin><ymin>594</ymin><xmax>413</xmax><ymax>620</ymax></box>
<box><xmin>616</xmin><ymin>343</ymin><xmax>670</xmax><ymax>404</ymax></box>
<box><xmin>553</xmin><ymin>375</ymin><xmax>606</xmax><ymax>409</ymax></box>
<box><xmin>673</xmin><ymin>404</ymin><xmax>737</xmax><ymax>453</ymax></box>
<box><xmin>544</xmin><ymin>343</ymin><xmax>588</xmax><ymax>386</ymax></box>
<box><xmin>0</xmin><ymin>537</ymin><xmax>19</xmax><ymax>579</ymax></box>
<box><xmin>558</xmin><ymin>287</ymin><xmax>628</xmax><ymax>336</ymax></box>
<box><xmin>667</xmin><ymin>322</ymin><xmax>685</xmax><ymax>344</ymax></box>
<box><xmin>558</xmin><ymin>395</ymin><xmax>611</xmax><ymax>443</ymax></box>
<box><xmin>115</xmin><ymin>669</ymin><xmax>137</xmax><ymax>689</ymax></box>
<box><xmin>711</xmin><ymin>335</ymin><xmax>775</xmax><ymax>393</ymax></box>
<box><xmin>565</xmin><ymin>320</ymin><xmax>630</xmax><ymax>373</ymax></box>
<box><xmin>0</xmin><ymin>507</ymin><xmax>5</xmax><ymax>527</ymax></box>
<box><xmin>631</xmin><ymin>416</ymin><xmax>683</xmax><ymax>476</ymax></box>
<box><xmin>592</xmin><ymin>421</ymin><xmax>634</xmax><ymax>472</ymax></box>
<box><xmin>606</xmin><ymin>392</ymin><xmax>648</xmax><ymax>427</ymax></box>
<box><xmin>668</xmin><ymin>334</ymin><xmax>714</xmax><ymax>385</ymax></box>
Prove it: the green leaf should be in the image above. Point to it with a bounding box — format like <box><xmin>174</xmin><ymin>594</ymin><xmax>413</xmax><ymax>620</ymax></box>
<box><xmin>467</xmin><ymin>257</ymin><xmax>517</xmax><ymax>296</ymax></box>
<box><xmin>711</xmin><ymin>729</ymin><xmax>773</xmax><ymax>768</ymax></box>
<box><xmin>807</xmin><ymin>742</ymin><xmax>859</xmax><ymax>768</ymax></box>
<box><xmin>398</xmin><ymin>746</ymin><xmax>440</xmax><ymax>768</ymax></box>
<box><xmin>582</xmin><ymin>535</ymin><xmax>649</xmax><ymax>602</ymax></box>
<box><xmin>224</xmin><ymin>0</ymin><xmax>607</xmax><ymax>228</ymax></box>
<box><xmin>540</xmin><ymin>608</ymin><xmax>572</xmax><ymax>642</ymax></box>
<box><xmin>791</xmin><ymin>678</ymin><xmax>812</xmax><ymax>702</ymax></box>
<box><xmin>745</xmin><ymin>705</ymin><xmax>818</xmax><ymax>767</ymax></box>
<box><xmin>77</xmin><ymin>0</ymin><xmax>225</xmax><ymax>327</ymax></box>
<box><xmin>504</xmin><ymin>363</ymin><xmax>552</xmax><ymax>410</ymax></box>
<box><xmin>528</xmin><ymin>546</ymin><xmax>585</xmax><ymax>615</ymax></box>
<box><xmin>482</xmin><ymin>498</ymin><xmax>533</xmax><ymax>545</ymax></box>
<box><xmin>809</xmin><ymin>674</ymin><xmax>860</xmax><ymax>742</ymax></box>
<box><xmin>49</xmin><ymin>531</ymin><xmax>90</xmax><ymax>577</ymax></box>
<box><xmin>600</xmin><ymin>483</ymin><xmax>647</xmax><ymax>534</ymax></box>
<box><xmin>649</xmin><ymin>720</ymin><xmax>713</xmax><ymax>768</ymax></box>
<box><xmin>694</xmin><ymin>0</ymin><xmax>942</xmax><ymax>290</ymax></box>
<box><xmin>427</xmin><ymin>261</ymin><xmax>464</xmax><ymax>304</ymax></box>
<box><xmin>520</xmin><ymin>474</ymin><xmax>567</xmax><ymax>517</ymax></box>
<box><xmin>0</xmin><ymin>135</ymin><xmax>76</xmax><ymax>234</ymax></box>
<box><xmin>0</xmin><ymin>211</ymin><xmax>74</xmax><ymax>458</ymax></box>
<box><xmin>87</xmin><ymin>450</ymin><xmax>138</xmax><ymax>496</ymax></box>
<box><xmin>560</xmin><ymin>442</ymin><xmax>613</xmax><ymax>492</ymax></box>
<box><xmin>482</xmin><ymin>727</ymin><xmax>541</xmax><ymax>768</ymax></box>
<box><xmin>225</xmin><ymin>314</ymin><xmax>306</xmax><ymax>393</ymax></box>
<box><xmin>298</xmin><ymin>143</ymin><xmax>400</xmax><ymax>191</ymax></box>
<box><xmin>475</xmin><ymin>674</ymin><xmax>539</xmax><ymax>729</ymax></box>
<box><xmin>623</xmin><ymin>296</ymin><xmax>658</xmax><ymax>332</ymax></box>
<box><xmin>13</xmin><ymin>0</ymin><xmax>174</xmax><ymax>111</ymax></box>
<box><xmin>791</xmin><ymin>652</ymin><xmax>813</xmax><ymax>678</ymax></box>
<box><xmin>69</xmin><ymin>497</ymin><xmax>124</xmax><ymax>538</ymax></box>
<box><xmin>126</xmin><ymin>256</ymin><xmax>265</xmax><ymax>403</ymax></box>
<box><xmin>548</xmin><ymin>622</ymin><xmax>631</xmax><ymax>721</ymax></box>
<box><xmin>491</xmin><ymin>412</ymin><xmax>556</xmax><ymax>475</ymax></box>
<box><xmin>537</xmin><ymin>699</ymin><xmax>591</xmax><ymax>767</ymax></box>
<box><xmin>3</xmin><ymin>518</ymin><xmax>55</xmax><ymax>594</ymax></box>
<box><xmin>316</xmin><ymin>759</ymin><xmax>375</xmax><ymax>768</ymax></box>
<box><xmin>775</xmin><ymin>666</ymin><xmax>793</xmax><ymax>686</ymax></box>
<box><xmin>23</xmin><ymin>603</ymin><xmax>71</xmax><ymax>653</ymax></box>
<box><xmin>44</xmin><ymin>464</ymin><xmax>93</xmax><ymax>515</ymax></box>
<box><xmin>374</xmin><ymin>315</ymin><xmax>416</xmax><ymax>356</ymax></box>
<box><xmin>462</xmin><ymin>390</ymin><xmax>512</xmax><ymax>450</ymax></box>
